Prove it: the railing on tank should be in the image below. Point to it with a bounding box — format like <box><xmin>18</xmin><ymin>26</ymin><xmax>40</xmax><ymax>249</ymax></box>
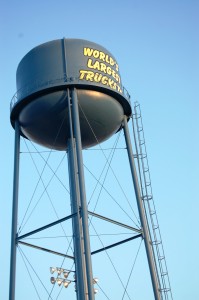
<box><xmin>10</xmin><ymin>73</ymin><xmax>131</xmax><ymax>111</ymax></box>
<box><xmin>10</xmin><ymin>73</ymin><xmax>72</xmax><ymax>110</ymax></box>
<box><xmin>122</xmin><ymin>86</ymin><xmax>131</xmax><ymax>102</ymax></box>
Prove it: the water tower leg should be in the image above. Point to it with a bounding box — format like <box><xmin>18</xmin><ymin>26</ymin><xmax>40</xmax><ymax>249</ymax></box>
<box><xmin>67</xmin><ymin>138</ymin><xmax>88</xmax><ymax>299</ymax></box>
<box><xmin>68</xmin><ymin>87</ymin><xmax>95</xmax><ymax>300</ymax></box>
<box><xmin>9</xmin><ymin>121</ymin><xmax>20</xmax><ymax>300</ymax></box>
<box><xmin>123</xmin><ymin>116</ymin><xmax>161</xmax><ymax>300</ymax></box>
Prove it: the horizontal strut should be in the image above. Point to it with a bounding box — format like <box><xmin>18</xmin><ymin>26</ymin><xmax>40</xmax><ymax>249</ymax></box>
<box><xmin>17</xmin><ymin>213</ymin><xmax>77</xmax><ymax>241</ymax></box>
<box><xmin>88</xmin><ymin>210</ymin><xmax>142</xmax><ymax>233</ymax></box>
<box><xmin>18</xmin><ymin>241</ymin><xmax>74</xmax><ymax>260</ymax></box>
<box><xmin>91</xmin><ymin>233</ymin><xmax>142</xmax><ymax>255</ymax></box>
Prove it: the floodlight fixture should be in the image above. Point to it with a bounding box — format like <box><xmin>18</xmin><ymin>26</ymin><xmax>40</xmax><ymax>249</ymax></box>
<box><xmin>57</xmin><ymin>268</ymin><xmax>64</xmax><ymax>275</ymax></box>
<box><xmin>93</xmin><ymin>278</ymin><xmax>99</xmax><ymax>284</ymax></box>
<box><xmin>50</xmin><ymin>275</ymin><xmax>72</xmax><ymax>289</ymax></box>
<box><xmin>57</xmin><ymin>278</ymin><xmax>63</xmax><ymax>286</ymax></box>
<box><xmin>63</xmin><ymin>271</ymin><xmax>70</xmax><ymax>278</ymax></box>
<box><xmin>50</xmin><ymin>267</ymin><xmax>56</xmax><ymax>274</ymax></box>
<box><xmin>50</xmin><ymin>266</ymin><xmax>73</xmax><ymax>276</ymax></box>
<box><xmin>50</xmin><ymin>277</ymin><xmax>56</xmax><ymax>284</ymax></box>
<box><xmin>63</xmin><ymin>280</ymin><xmax>71</xmax><ymax>288</ymax></box>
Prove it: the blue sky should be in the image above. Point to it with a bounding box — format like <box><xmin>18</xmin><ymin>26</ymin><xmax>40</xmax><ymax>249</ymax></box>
<box><xmin>0</xmin><ymin>1</ymin><xmax>198</xmax><ymax>299</ymax></box>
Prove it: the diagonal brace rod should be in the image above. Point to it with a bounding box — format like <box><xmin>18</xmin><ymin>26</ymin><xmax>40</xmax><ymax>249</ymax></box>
<box><xmin>91</xmin><ymin>233</ymin><xmax>142</xmax><ymax>255</ymax></box>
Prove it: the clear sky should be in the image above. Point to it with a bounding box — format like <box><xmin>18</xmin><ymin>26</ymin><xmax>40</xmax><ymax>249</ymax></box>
<box><xmin>0</xmin><ymin>1</ymin><xmax>198</xmax><ymax>299</ymax></box>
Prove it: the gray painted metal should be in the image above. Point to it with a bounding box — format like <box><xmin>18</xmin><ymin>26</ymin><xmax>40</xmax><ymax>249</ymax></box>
<box><xmin>67</xmin><ymin>86</ymin><xmax>88</xmax><ymax>299</ymax></box>
<box><xmin>91</xmin><ymin>234</ymin><xmax>142</xmax><ymax>255</ymax></box>
<box><xmin>17</xmin><ymin>213</ymin><xmax>76</xmax><ymax>241</ymax></box>
<box><xmin>18</xmin><ymin>241</ymin><xmax>74</xmax><ymax>260</ymax></box>
<box><xmin>15</xmin><ymin>39</ymin><xmax>126</xmax><ymax>104</ymax></box>
<box><xmin>88</xmin><ymin>210</ymin><xmax>142</xmax><ymax>233</ymax></box>
<box><xmin>67</xmin><ymin>139</ymin><xmax>88</xmax><ymax>299</ymax></box>
<box><xmin>67</xmin><ymin>87</ymin><xmax>95</xmax><ymax>299</ymax></box>
<box><xmin>70</xmin><ymin>88</ymin><xmax>95</xmax><ymax>300</ymax></box>
<box><xmin>14</xmin><ymin>89</ymin><xmax>125</xmax><ymax>150</ymax></box>
<box><xmin>123</xmin><ymin>116</ymin><xmax>161</xmax><ymax>300</ymax></box>
<box><xmin>9</xmin><ymin>121</ymin><xmax>20</xmax><ymax>300</ymax></box>
<box><xmin>10</xmin><ymin>38</ymin><xmax>131</xmax><ymax>150</ymax></box>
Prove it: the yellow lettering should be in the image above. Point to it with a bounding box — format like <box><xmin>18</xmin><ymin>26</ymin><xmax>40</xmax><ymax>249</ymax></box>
<box><xmin>106</xmin><ymin>66</ymin><xmax>112</xmax><ymax>76</ymax></box>
<box><xmin>79</xmin><ymin>70</ymin><xmax>94</xmax><ymax>81</ymax></box>
<box><xmin>109</xmin><ymin>57</ymin><xmax>114</xmax><ymax>66</ymax></box>
<box><xmin>111</xmin><ymin>69</ymin><xmax>116</xmax><ymax>80</ymax></box>
<box><xmin>94</xmin><ymin>73</ymin><xmax>103</xmax><ymax>82</ymax></box>
<box><xmin>113</xmin><ymin>82</ymin><xmax>117</xmax><ymax>90</ymax></box>
<box><xmin>87</xmin><ymin>58</ymin><xmax>94</xmax><ymax>69</ymax></box>
<box><xmin>79</xmin><ymin>70</ymin><xmax>88</xmax><ymax>80</ymax></box>
<box><xmin>115</xmin><ymin>73</ymin><xmax>121</xmax><ymax>83</ymax></box>
<box><xmin>86</xmin><ymin>71</ymin><xmax>94</xmax><ymax>81</ymax></box>
<box><xmin>93</xmin><ymin>50</ymin><xmax>100</xmax><ymax>58</ymax></box>
<box><xmin>116</xmin><ymin>85</ymin><xmax>122</xmax><ymax>93</ymax></box>
<box><xmin>100</xmin><ymin>63</ymin><xmax>107</xmax><ymax>73</ymax></box>
<box><xmin>108</xmin><ymin>78</ymin><xmax>115</xmax><ymax>89</ymax></box>
<box><xmin>84</xmin><ymin>47</ymin><xmax>94</xmax><ymax>57</ymax></box>
<box><xmin>84</xmin><ymin>48</ymin><xmax>119</xmax><ymax>73</ymax></box>
<box><xmin>99</xmin><ymin>51</ymin><xmax>105</xmax><ymax>61</ymax></box>
<box><xmin>87</xmin><ymin>58</ymin><xmax>120</xmax><ymax>83</ymax></box>
<box><xmin>105</xmin><ymin>55</ymin><xmax>110</xmax><ymax>64</ymax></box>
<box><xmin>79</xmin><ymin>69</ymin><xmax>122</xmax><ymax>94</ymax></box>
<box><xmin>87</xmin><ymin>59</ymin><xmax>101</xmax><ymax>71</ymax></box>
<box><xmin>93</xmin><ymin>61</ymin><xmax>100</xmax><ymax>70</ymax></box>
<box><xmin>101</xmin><ymin>76</ymin><xmax>108</xmax><ymax>85</ymax></box>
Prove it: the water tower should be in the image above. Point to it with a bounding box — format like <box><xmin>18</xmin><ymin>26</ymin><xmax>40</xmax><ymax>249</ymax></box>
<box><xmin>9</xmin><ymin>38</ymin><xmax>172</xmax><ymax>300</ymax></box>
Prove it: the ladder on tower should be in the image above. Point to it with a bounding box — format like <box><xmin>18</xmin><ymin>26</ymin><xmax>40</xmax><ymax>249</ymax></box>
<box><xmin>131</xmin><ymin>102</ymin><xmax>173</xmax><ymax>300</ymax></box>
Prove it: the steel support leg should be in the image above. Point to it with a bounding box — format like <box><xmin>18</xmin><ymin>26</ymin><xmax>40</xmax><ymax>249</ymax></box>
<box><xmin>68</xmin><ymin>87</ymin><xmax>95</xmax><ymax>300</ymax></box>
<box><xmin>68</xmin><ymin>138</ymin><xmax>88</xmax><ymax>299</ymax></box>
<box><xmin>123</xmin><ymin>116</ymin><xmax>161</xmax><ymax>300</ymax></box>
<box><xmin>9</xmin><ymin>121</ymin><xmax>20</xmax><ymax>300</ymax></box>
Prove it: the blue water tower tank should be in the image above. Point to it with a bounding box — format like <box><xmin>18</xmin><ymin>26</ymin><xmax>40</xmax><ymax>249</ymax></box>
<box><xmin>10</xmin><ymin>38</ymin><xmax>131</xmax><ymax>150</ymax></box>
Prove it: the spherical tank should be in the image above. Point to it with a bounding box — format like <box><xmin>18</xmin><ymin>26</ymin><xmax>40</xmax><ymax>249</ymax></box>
<box><xmin>10</xmin><ymin>39</ymin><xmax>131</xmax><ymax>150</ymax></box>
